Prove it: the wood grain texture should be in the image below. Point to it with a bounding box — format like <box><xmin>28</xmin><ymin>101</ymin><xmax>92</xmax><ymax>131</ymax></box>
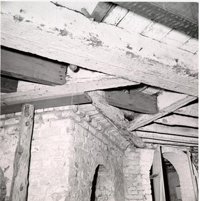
<box><xmin>1</xmin><ymin>47</ymin><xmax>66</xmax><ymax>85</ymax></box>
<box><xmin>10</xmin><ymin>104</ymin><xmax>34</xmax><ymax>201</ymax></box>
<box><xmin>1</xmin><ymin>2</ymin><xmax>198</xmax><ymax>96</ymax></box>
<box><xmin>155</xmin><ymin>114</ymin><xmax>198</xmax><ymax>128</ymax></box>
<box><xmin>135</xmin><ymin>131</ymin><xmax>198</xmax><ymax>144</ymax></box>
<box><xmin>1</xmin><ymin>76</ymin><xmax>137</xmax><ymax>114</ymax></box>
<box><xmin>105</xmin><ymin>90</ymin><xmax>158</xmax><ymax>114</ymax></box>
<box><xmin>174</xmin><ymin>103</ymin><xmax>198</xmax><ymax>117</ymax></box>
<box><xmin>138</xmin><ymin>123</ymin><xmax>198</xmax><ymax>137</ymax></box>
<box><xmin>1</xmin><ymin>93</ymin><xmax>91</xmax><ymax>114</ymax></box>
<box><xmin>0</xmin><ymin>167</ymin><xmax>7</xmax><ymax>201</ymax></box>
<box><xmin>87</xmin><ymin>91</ymin><xmax>145</xmax><ymax>148</ymax></box>
<box><xmin>128</xmin><ymin>91</ymin><xmax>197</xmax><ymax>131</ymax></box>
<box><xmin>1</xmin><ymin>76</ymin><xmax>18</xmax><ymax>93</ymax></box>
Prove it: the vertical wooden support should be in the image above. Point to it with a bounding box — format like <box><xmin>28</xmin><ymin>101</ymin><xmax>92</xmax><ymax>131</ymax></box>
<box><xmin>0</xmin><ymin>167</ymin><xmax>7</xmax><ymax>201</ymax></box>
<box><xmin>152</xmin><ymin>146</ymin><xmax>166</xmax><ymax>201</ymax></box>
<box><xmin>10</xmin><ymin>104</ymin><xmax>34</xmax><ymax>201</ymax></box>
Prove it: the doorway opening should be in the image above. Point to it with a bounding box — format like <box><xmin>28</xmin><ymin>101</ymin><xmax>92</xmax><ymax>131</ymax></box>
<box><xmin>90</xmin><ymin>165</ymin><xmax>114</xmax><ymax>201</ymax></box>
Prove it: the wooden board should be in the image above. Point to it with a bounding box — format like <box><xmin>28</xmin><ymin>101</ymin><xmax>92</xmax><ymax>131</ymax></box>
<box><xmin>135</xmin><ymin>131</ymin><xmax>198</xmax><ymax>144</ymax></box>
<box><xmin>138</xmin><ymin>123</ymin><xmax>198</xmax><ymax>138</ymax></box>
<box><xmin>105</xmin><ymin>90</ymin><xmax>158</xmax><ymax>114</ymax></box>
<box><xmin>1</xmin><ymin>76</ymin><xmax>137</xmax><ymax>114</ymax></box>
<box><xmin>1</xmin><ymin>93</ymin><xmax>91</xmax><ymax>114</ymax></box>
<box><xmin>1</xmin><ymin>47</ymin><xmax>66</xmax><ymax>85</ymax></box>
<box><xmin>10</xmin><ymin>104</ymin><xmax>34</xmax><ymax>201</ymax></box>
<box><xmin>174</xmin><ymin>103</ymin><xmax>198</xmax><ymax>117</ymax></box>
<box><xmin>1</xmin><ymin>76</ymin><xmax>18</xmax><ymax>93</ymax></box>
<box><xmin>91</xmin><ymin>2</ymin><xmax>113</xmax><ymax>22</ymax></box>
<box><xmin>1</xmin><ymin>2</ymin><xmax>198</xmax><ymax>96</ymax></box>
<box><xmin>128</xmin><ymin>91</ymin><xmax>197</xmax><ymax>131</ymax></box>
<box><xmin>155</xmin><ymin>114</ymin><xmax>198</xmax><ymax>128</ymax></box>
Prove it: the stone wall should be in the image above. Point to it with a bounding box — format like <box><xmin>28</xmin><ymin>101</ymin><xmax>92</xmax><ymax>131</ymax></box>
<box><xmin>0</xmin><ymin>105</ymin><xmax>125</xmax><ymax>201</ymax></box>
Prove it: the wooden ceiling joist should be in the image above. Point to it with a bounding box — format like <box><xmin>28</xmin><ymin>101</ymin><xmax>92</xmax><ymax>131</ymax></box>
<box><xmin>1</xmin><ymin>2</ymin><xmax>198</xmax><ymax>96</ymax></box>
<box><xmin>105</xmin><ymin>90</ymin><xmax>158</xmax><ymax>114</ymax></box>
<box><xmin>1</xmin><ymin>76</ymin><xmax>18</xmax><ymax>93</ymax></box>
<box><xmin>128</xmin><ymin>91</ymin><xmax>197</xmax><ymax>131</ymax></box>
<box><xmin>174</xmin><ymin>103</ymin><xmax>198</xmax><ymax>117</ymax></box>
<box><xmin>1</xmin><ymin>47</ymin><xmax>67</xmax><ymax>86</ymax></box>
<box><xmin>138</xmin><ymin>123</ymin><xmax>198</xmax><ymax>138</ymax></box>
<box><xmin>1</xmin><ymin>76</ymin><xmax>137</xmax><ymax>114</ymax></box>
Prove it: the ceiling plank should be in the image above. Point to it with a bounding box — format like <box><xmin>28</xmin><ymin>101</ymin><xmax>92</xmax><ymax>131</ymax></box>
<box><xmin>138</xmin><ymin>123</ymin><xmax>198</xmax><ymax>138</ymax></box>
<box><xmin>1</xmin><ymin>47</ymin><xmax>66</xmax><ymax>86</ymax></box>
<box><xmin>114</xmin><ymin>2</ymin><xmax>198</xmax><ymax>38</ymax></box>
<box><xmin>128</xmin><ymin>91</ymin><xmax>197</xmax><ymax>131</ymax></box>
<box><xmin>1</xmin><ymin>2</ymin><xmax>198</xmax><ymax>96</ymax></box>
<box><xmin>105</xmin><ymin>90</ymin><xmax>158</xmax><ymax>114</ymax></box>
<box><xmin>1</xmin><ymin>76</ymin><xmax>137</xmax><ymax>114</ymax></box>
<box><xmin>174</xmin><ymin>103</ymin><xmax>198</xmax><ymax>117</ymax></box>
<box><xmin>1</xmin><ymin>76</ymin><xmax>18</xmax><ymax>93</ymax></box>
<box><xmin>155</xmin><ymin>114</ymin><xmax>198</xmax><ymax>128</ymax></box>
<box><xmin>135</xmin><ymin>131</ymin><xmax>198</xmax><ymax>145</ymax></box>
<box><xmin>87</xmin><ymin>91</ymin><xmax>145</xmax><ymax>148</ymax></box>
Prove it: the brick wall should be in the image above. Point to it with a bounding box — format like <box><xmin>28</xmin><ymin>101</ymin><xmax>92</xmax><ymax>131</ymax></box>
<box><xmin>123</xmin><ymin>147</ymin><xmax>154</xmax><ymax>201</ymax></box>
<box><xmin>0</xmin><ymin>105</ymin><xmax>125</xmax><ymax>201</ymax></box>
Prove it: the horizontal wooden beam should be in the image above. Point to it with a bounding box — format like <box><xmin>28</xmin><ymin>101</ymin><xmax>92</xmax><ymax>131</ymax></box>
<box><xmin>128</xmin><ymin>91</ymin><xmax>197</xmax><ymax>131</ymax></box>
<box><xmin>1</xmin><ymin>76</ymin><xmax>137</xmax><ymax>114</ymax></box>
<box><xmin>105</xmin><ymin>90</ymin><xmax>157</xmax><ymax>114</ymax></box>
<box><xmin>1</xmin><ymin>47</ymin><xmax>67</xmax><ymax>86</ymax></box>
<box><xmin>143</xmin><ymin>139</ymin><xmax>198</xmax><ymax>147</ymax></box>
<box><xmin>1</xmin><ymin>93</ymin><xmax>91</xmax><ymax>115</ymax></box>
<box><xmin>1</xmin><ymin>2</ymin><xmax>198</xmax><ymax>96</ymax></box>
<box><xmin>155</xmin><ymin>114</ymin><xmax>198</xmax><ymax>128</ymax></box>
<box><xmin>1</xmin><ymin>76</ymin><xmax>18</xmax><ymax>93</ymax></box>
<box><xmin>138</xmin><ymin>123</ymin><xmax>198</xmax><ymax>138</ymax></box>
<box><xmin>114</xmin><ymin>2</ymin><xmax>198</xmax><ymax>38</ymax></box>
<box><xmin>174</xmin><ymin>103</ymin><xmax>198</xmax><ymax>117</ymax></box>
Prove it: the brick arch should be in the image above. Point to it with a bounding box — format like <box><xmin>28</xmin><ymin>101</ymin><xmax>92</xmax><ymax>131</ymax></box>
<box><xmin>91</xmin><ymin>164</ymin><xmax>115</xmax><ymax>201</ymax></box>
<box><xmin>162</xmin><ymin>147</ymin><xmax>195</xmax><ymax>201</ymax></box>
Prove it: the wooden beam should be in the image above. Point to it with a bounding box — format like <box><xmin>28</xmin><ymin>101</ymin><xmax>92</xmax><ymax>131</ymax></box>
<box><xmin>174</xmin><ymin>103</ymin><xmax>198</xmax><ymax>117</ymax></box>
<box><xmin>1</xmin><ymin>47</ymin><xmax>67</xmax><ymax>86</ymax></box>
<box><xmin>1</xmin><ymin>2</ymin><xmax>198</xmax><ymax>96</ymax></box>
<box><xmin>135</xmin><ymin>131</ymin><xmax>198</xmax><ymax>145</ymax></box>
<box><xmin>128</xmin><ymin>91</ymin><xmax>197</xmax><ymax>131</ymax></box>
<box><xmin>138</xmin><ymin>123</ymin><xmax>198</xmax><ymax>138</ymax></box>
<box><xmin>87</xmin><ymin>91</ymin><xmax>145</xmax><ymax>148</ymax></box>
<box><xmin>143</xmin><ymin>139</ymin><xmax>198</xmax><ymax>147</ymax></box>
<box><xmin>155</xmin><ymin>114</ymin><xmax>198</xmax><ymax>128</ymax></box>
<box><xmin>105</xmin><ymin>90</ymin><xmax>157</xmax><ymax>114</ymax></box>
<box><xmin>1</xmin><ymin>76</ymin><xmax>18</xmax><ymax>93</ymax></box>
<box><xmin>114</xmin><ymin>2</ymin><xmax>198</xmax><ymax>38</ymax></box>
<box><xmin>91</xmin><ymin>2</ymin><xmax>113</xmax><ymax>22</ymax></box>
<box><xmin>1</xmin><ymin>76</ymin><xmax>137</xmax><ymax>114</ymax></box>
<box><xmin>1</xmin><ymin>93</ymin><xmax>91</xmax><ymax>115</ymax></box>
<box><xmin>10</xmin><ymin>104</ymin><xmax>34</xmax><ymax>201</ymax></box>
<box><xmin>0</xmin><ymin>167</ymin><xmax>6</xmax><ymax>201</ymax></box>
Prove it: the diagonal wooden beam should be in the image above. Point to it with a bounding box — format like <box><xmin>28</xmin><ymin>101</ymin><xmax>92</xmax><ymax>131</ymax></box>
<box><xmin>1</xmin><ymin>47</ymin><xmax>67</xmax><ymax>86</ymax></box>
<box><xmin>87</xmin><ymin>91</ymin><xmax>145</xmax><ymax>148</ymax></box>
<box><xmin>128</xmin><ymin>91</ymin><xmax>197</xmax><ymax>131</ymax></box>
<box><xmin>174</xmin><ymin>103</ymin><xmax>198</xmax><ymax>117</ymax></box>
<box><xmin>1</xmin><ymin>2</ymin><xmax>198</xmax><ymax>96</ymax></box>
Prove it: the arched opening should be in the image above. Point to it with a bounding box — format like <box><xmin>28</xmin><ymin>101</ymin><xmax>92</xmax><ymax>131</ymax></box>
<box><xmin>90</xmin><ymin>165</ymin><xmax>114</xmax><ymax>201</ymax></box>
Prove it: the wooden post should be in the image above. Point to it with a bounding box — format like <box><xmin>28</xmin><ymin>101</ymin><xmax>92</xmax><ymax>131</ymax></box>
<box><xmin>10</xmin><ymin>104</ymin><xmax>34</xmax><ymax>201</ymax></box>
<box><xmin>0</xmin><ymin>167</ymin><xmax>7</xmax><ymax>201</ymax></box>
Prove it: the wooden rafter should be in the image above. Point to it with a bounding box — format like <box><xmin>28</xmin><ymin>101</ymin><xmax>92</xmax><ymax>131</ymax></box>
<box><xmin>1</xmin><ymin>76</ymin><xmax>18</xmax><ymax>93</ymax></box>
<box><xmin>128</xmin><ymin>91</ymin><xmax>197</xmax><ymax>131</ymax></box>
<box><xmin>1</xmin><ymin>2</ymin><xmax>198</xmax><ymax>96</ymax></box>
